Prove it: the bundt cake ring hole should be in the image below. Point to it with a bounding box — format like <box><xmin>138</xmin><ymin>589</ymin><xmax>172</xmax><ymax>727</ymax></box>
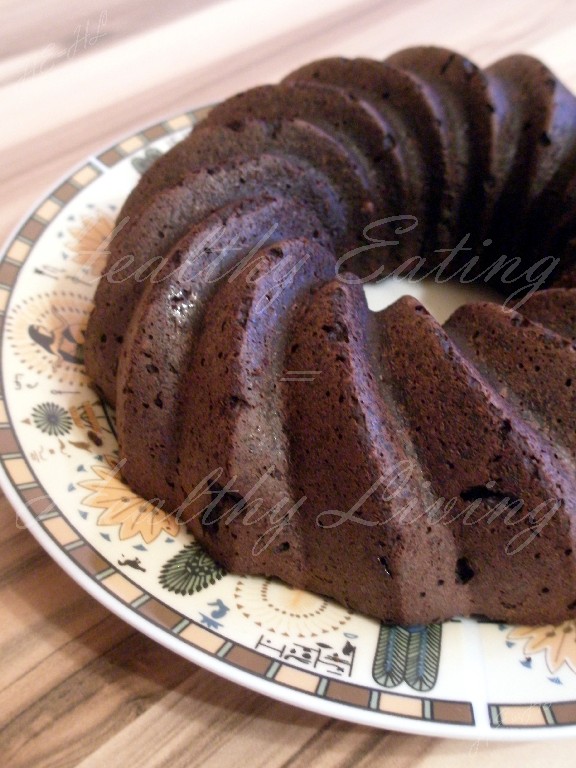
<box><xmin>363</xmin><ymin>273</ymin><xmax>503</xmax><ymax>322</ymax></box>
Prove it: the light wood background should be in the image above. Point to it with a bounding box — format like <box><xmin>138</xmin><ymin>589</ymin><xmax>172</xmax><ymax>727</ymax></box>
<box><xmin>2</xmin><ymin>0</ymin><xmax>576</xmax><ymax>765</ymax></box>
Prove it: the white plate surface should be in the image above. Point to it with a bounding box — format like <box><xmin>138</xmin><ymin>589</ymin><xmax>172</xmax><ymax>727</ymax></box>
<box><xmin>1</xmin><ymin>109</ymin><xmax>575</xmax><ymax>740</ymax></box>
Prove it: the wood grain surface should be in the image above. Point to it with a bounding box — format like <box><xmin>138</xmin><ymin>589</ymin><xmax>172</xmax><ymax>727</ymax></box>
<box><xmin>2</xmin><ymin>1</ymin><xmax>576</xmax><ymax>765</ymax></box>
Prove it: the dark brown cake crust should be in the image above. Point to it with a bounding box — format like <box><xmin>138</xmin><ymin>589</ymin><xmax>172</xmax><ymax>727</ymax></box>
<box><xmin>283</xmin><ymin>58</ymin><xmax>430</xmax><ymax>263</ymax></box>
<box><xmin>283</xmin><ymin>57</ymin><xmax>456</xmax><ymax>257</ymax></box>
<box><xmin>202</xmin><ymin>82</ymin><xmax>420</xmax><ymax>278</ymax></box>
<box><xmin>378</xmin><ymin>297</ymin><xmax>576</xmax><ymax>624</ymax></box>
<box><xmin>119</xmin><ymin>118</ymin><xmax>376</xmax><ymax>232</ymax></box>
<box><xmin>283</xmin><ymin>283</ymin><xmax>464</xmax><ymax>623</ymax></box>
<box><xmin>385</xmin><ymin>47</ymin><xmax>501</xmax><ymax>253</ymax></box>
<box><xmin>116</xmin><ymin>195</ymin><xmax>332</xmax><ymax>512</ymax></box>
<box><xmin>177</xmin><ymin>239</ymin><xmax>336</xmax><ymax>578</ymax></box>
<box><xmin>486</xmin><ymin>55</ymin><xmax>576</xmax><ymax>269</ymax></box>
<box><xmin>521</xmin><ymin>287</ymin><xmax>576</xmax><ymax>340</ymax></box>
<box><xmin>445</xmin><ymin>302</ymin><xmax>576</xmax><ymax>461</ymax></box>
<box><xmin>85</xmin><ymin>47</ymin><xmax>576</xmax><ymax>626</ymax></box>
<box><xmin>86</xmin><ymin>152</ymin><xmax>345</xmax><ymax>404</ymax></box>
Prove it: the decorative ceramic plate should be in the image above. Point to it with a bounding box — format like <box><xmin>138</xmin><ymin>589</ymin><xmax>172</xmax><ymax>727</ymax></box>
<box><xmin>2</xmin><ymin>109</ymin><xmax>576</xmax><ymax>741</ymax></box>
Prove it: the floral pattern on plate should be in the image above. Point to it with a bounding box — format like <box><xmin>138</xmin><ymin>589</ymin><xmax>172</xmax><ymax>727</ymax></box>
<box><xmin>1</xmin><ymin>108</ymin><xmax>575</xmax><ymax>740</ymax></box>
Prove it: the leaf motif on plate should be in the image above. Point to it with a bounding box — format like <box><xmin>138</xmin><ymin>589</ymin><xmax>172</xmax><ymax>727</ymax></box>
<box><xmin>372</xmin><ymin>625</ymin><xmax>411</xmax><ymax>688</ymax></box>
<box><xmin>159</xmin><ymin>542</ymin><xmax>225</xmax><ymax>595</ymax></box>
<box><xmin>404</xmin><ymin>624</ymin><xmax>442</xmax><ymax>692</ymax></box>
<box><xmin>132</xmin><ymin>148</ymin><xmax>162</xmax><ymax>175</ymax></box>
<box><xmin>373</xmin><ymin>624</ymin><xmax>442</xmax><ymax>691</ymax></box>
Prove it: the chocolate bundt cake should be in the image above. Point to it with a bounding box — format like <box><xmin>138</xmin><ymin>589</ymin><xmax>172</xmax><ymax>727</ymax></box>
<box><xmin>86</xmin><ymin>47</ymin><xmax>576</xmax><ymax>626</ymax></box>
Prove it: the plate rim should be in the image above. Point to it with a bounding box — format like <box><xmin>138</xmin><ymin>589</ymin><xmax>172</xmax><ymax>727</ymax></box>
<box><xmin>1</xmin><ymin>109</ymin><xmax>575</xmax><ymax>742</ymax></box>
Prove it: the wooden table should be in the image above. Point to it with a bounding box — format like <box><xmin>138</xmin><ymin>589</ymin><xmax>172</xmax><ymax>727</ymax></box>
<box><xmin>2</xmin><ymin>1</ymin><xmax>576</xmax><ymax>764</ymax></box>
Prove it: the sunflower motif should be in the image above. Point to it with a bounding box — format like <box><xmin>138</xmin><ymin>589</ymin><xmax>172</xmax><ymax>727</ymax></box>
<box><xmin>67</xmin><ymin>212</ymin><xmax>116</xmax><ymax>278</ymax></box>
<box><xmin>507</xmin><ymin>621</ymin><xmax>576</xmax><ymax>674</ymax></box>
<box><xmin>234</xmin><ymin>578</ymin><xmax>352</xmax><ymax>636</ymax></box>
<box><xmin>79</xmin><ymin>464</ymin><xmax>181</xmax><ymax>544</ymax></box>
<box><xmin>31</xmin><ymin>402</ymin><xmax>73</xmax><ymax>436</ymax></box>
<box><xmin>159</xmin><ymin>542</ymin><xmax>225</xmax><ymax>594</ymax></box>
